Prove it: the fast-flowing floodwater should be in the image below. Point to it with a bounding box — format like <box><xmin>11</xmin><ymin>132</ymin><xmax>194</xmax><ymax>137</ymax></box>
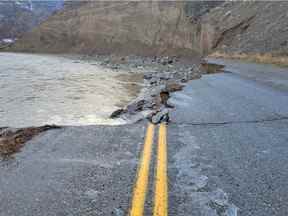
<box><xmin>0</xmin><ymin>53</ymin><xmax>142</xmax><ymax>127</ymax></box>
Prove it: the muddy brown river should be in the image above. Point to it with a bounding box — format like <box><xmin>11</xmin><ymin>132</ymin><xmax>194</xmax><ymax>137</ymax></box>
<box><xmin>0</xmin><ymin>53</ymin><xmax>142</xmax><ymax>127</ymax></box>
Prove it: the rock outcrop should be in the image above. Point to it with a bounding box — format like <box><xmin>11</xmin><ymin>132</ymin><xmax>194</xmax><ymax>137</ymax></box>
<box><xmin>0</xmin><ymin>0</ymin><xmax>63</xmax><ymax>40</ymax></box>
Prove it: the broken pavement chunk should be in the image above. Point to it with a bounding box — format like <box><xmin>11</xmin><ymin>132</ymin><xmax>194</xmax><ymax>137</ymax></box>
<box><xmin>150</xmin><ymin>108</ymin><xmax>170</xmax><ymax>124</ymax></box>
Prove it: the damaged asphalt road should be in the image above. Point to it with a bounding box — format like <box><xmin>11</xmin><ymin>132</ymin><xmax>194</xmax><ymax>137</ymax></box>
<box><xmin>168</xmin><ymin>72</ymin><xmax>288</xmax><ymax>216</ymax></box>
<box><xmin>0</xmin><ymin>124</ymin><xmax>146</xmax><ymax>216</ymax></box>
<box><xmin>1</xmin><ymin>67</ymin><xmax>288</xmax><ymax>216</ymax></box>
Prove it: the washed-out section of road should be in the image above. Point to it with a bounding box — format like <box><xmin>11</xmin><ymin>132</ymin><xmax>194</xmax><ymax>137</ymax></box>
<box><xmin>0</xmin><ymin>53</ymin><xmax>142</xmax><ymax>127</ymax></box>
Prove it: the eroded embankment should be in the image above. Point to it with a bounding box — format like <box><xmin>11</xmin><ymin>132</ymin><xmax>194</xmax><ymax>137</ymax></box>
<box><xmin>0</xmin><ymin>53</ymin><xmax>212</xmax><ymax>156</ymax></box>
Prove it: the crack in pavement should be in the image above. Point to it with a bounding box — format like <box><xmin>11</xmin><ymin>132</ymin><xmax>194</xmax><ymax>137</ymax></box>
<box><xmin>171</xmin><ymin>115</ymin><xmax>288</xmax><ymax>127</ymax></box>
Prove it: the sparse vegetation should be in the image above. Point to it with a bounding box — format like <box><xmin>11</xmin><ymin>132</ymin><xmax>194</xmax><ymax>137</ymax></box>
<box><xmin>210</xmin><ymin>51</ymin><xmax>288</xmax><ymax>67</ymax></box>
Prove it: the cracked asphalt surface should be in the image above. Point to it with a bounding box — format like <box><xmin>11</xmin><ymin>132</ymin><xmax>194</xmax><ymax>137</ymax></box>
<box><xmin>0</xmin><ymin>124</ymin><xmax>146</xmax><ymax>216</ymax></box>
<box><xmin>168</xmin><ymin>68</ymin><xmax>288</xmax><ymax>215</ymax></box>
<box><xmin>1</xmin><ymin>60</ymin><xmax>288</xmax><ymax>215</ymax></box>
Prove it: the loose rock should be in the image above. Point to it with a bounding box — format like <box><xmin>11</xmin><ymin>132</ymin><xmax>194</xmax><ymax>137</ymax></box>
<box><xmin>110</xmin><ymin>109</ymin><xmax>126</xmax><ymax>119</ymax></box>
<box><xmin>127</xmin><ymin>99</ymin><xmax>147</xmax><ymax>113</ymax></box>
<box><xmin>150</xmin><ymin>108</ymin><xmax>170</xmax><ymax>124</ymax></box>
<box><xmin>108</xmin><ymin>55</ymin><xmax>203</xmax><ymax>122</ymax></box>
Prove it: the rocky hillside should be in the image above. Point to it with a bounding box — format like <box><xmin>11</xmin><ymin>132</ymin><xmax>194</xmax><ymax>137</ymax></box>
<box><xmin>201</xmin><ymin>1</ymin><xmax>288</xmax><ymax>65</ymax></box>
<box><xmin>0</xmin><ymin>0</ymin><xmax>63</xmax><ymax>41</ymax></box>
<box><xmin>10</xmin><ymin>1</ymin><xmax>220</xmax><ymax>56</ymax></box>
<box><xmin>9</xmin><ymin>1</ymin><xmax>288</xmax><ymax>64</ymax></box>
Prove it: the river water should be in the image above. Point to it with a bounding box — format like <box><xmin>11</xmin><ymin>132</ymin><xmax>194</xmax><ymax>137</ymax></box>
<box><xmin>0</xmin><ymin>53</ymin><xmax>142</xmax><ymax>127</ymax></box>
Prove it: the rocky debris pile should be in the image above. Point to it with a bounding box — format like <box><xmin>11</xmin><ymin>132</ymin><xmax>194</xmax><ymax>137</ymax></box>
<box><xmin>0</xmin><ymin>125</ymin><xmax>61</xmax><ymax>156</ymax></box>
<box><xmin>109</xmin><ymin>56</ymin><xmax>203</xmax><ymax>124</ymax></box>
<box><xmin>145</xmin><ymin>66</ymin><xmax>202</xmax><ymax>85</ymax></box>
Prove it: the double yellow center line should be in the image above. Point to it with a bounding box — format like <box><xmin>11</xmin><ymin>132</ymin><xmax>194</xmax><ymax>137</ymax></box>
<box><xmin>129</xmin><ymin>122</ymin><xmax>168</xmax><ymax>216</ymax></box>
<box><xmin>154</xmin><ymin>123</ymin><xmax>168</xmax><ymax>216</ymax></box>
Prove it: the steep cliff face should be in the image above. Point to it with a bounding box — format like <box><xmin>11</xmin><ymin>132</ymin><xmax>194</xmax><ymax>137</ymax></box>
<box><xmin>0</xmin><ymin>0</ymin><xmax>63</xmax><ymax>40</ymax></box>
<box><xmin>10</xmin><ymin>1</ymin><xmax>288</xmax><ymax>62</ymax></box>
<box><xmin>11</xmin><ymin>1</ymin><xmax>206</xmax><ymax>56</ymax></box>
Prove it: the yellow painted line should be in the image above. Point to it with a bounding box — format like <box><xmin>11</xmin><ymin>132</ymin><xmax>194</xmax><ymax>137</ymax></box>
<box><xmin>129</xmin><ymin>123</ymin><xmax>155</xmax><ymax>216</ymax></box>
<box><xmin>153</xmin><ymin>123</ymin><xmax>168</xmax><ymax>216</ymax></box>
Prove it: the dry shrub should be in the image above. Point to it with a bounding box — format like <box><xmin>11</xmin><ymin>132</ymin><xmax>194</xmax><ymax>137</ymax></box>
<box><xmin>209</xmin><ymin>51</ymin><xmax>288</xmax><ymax>67</ymax></box>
